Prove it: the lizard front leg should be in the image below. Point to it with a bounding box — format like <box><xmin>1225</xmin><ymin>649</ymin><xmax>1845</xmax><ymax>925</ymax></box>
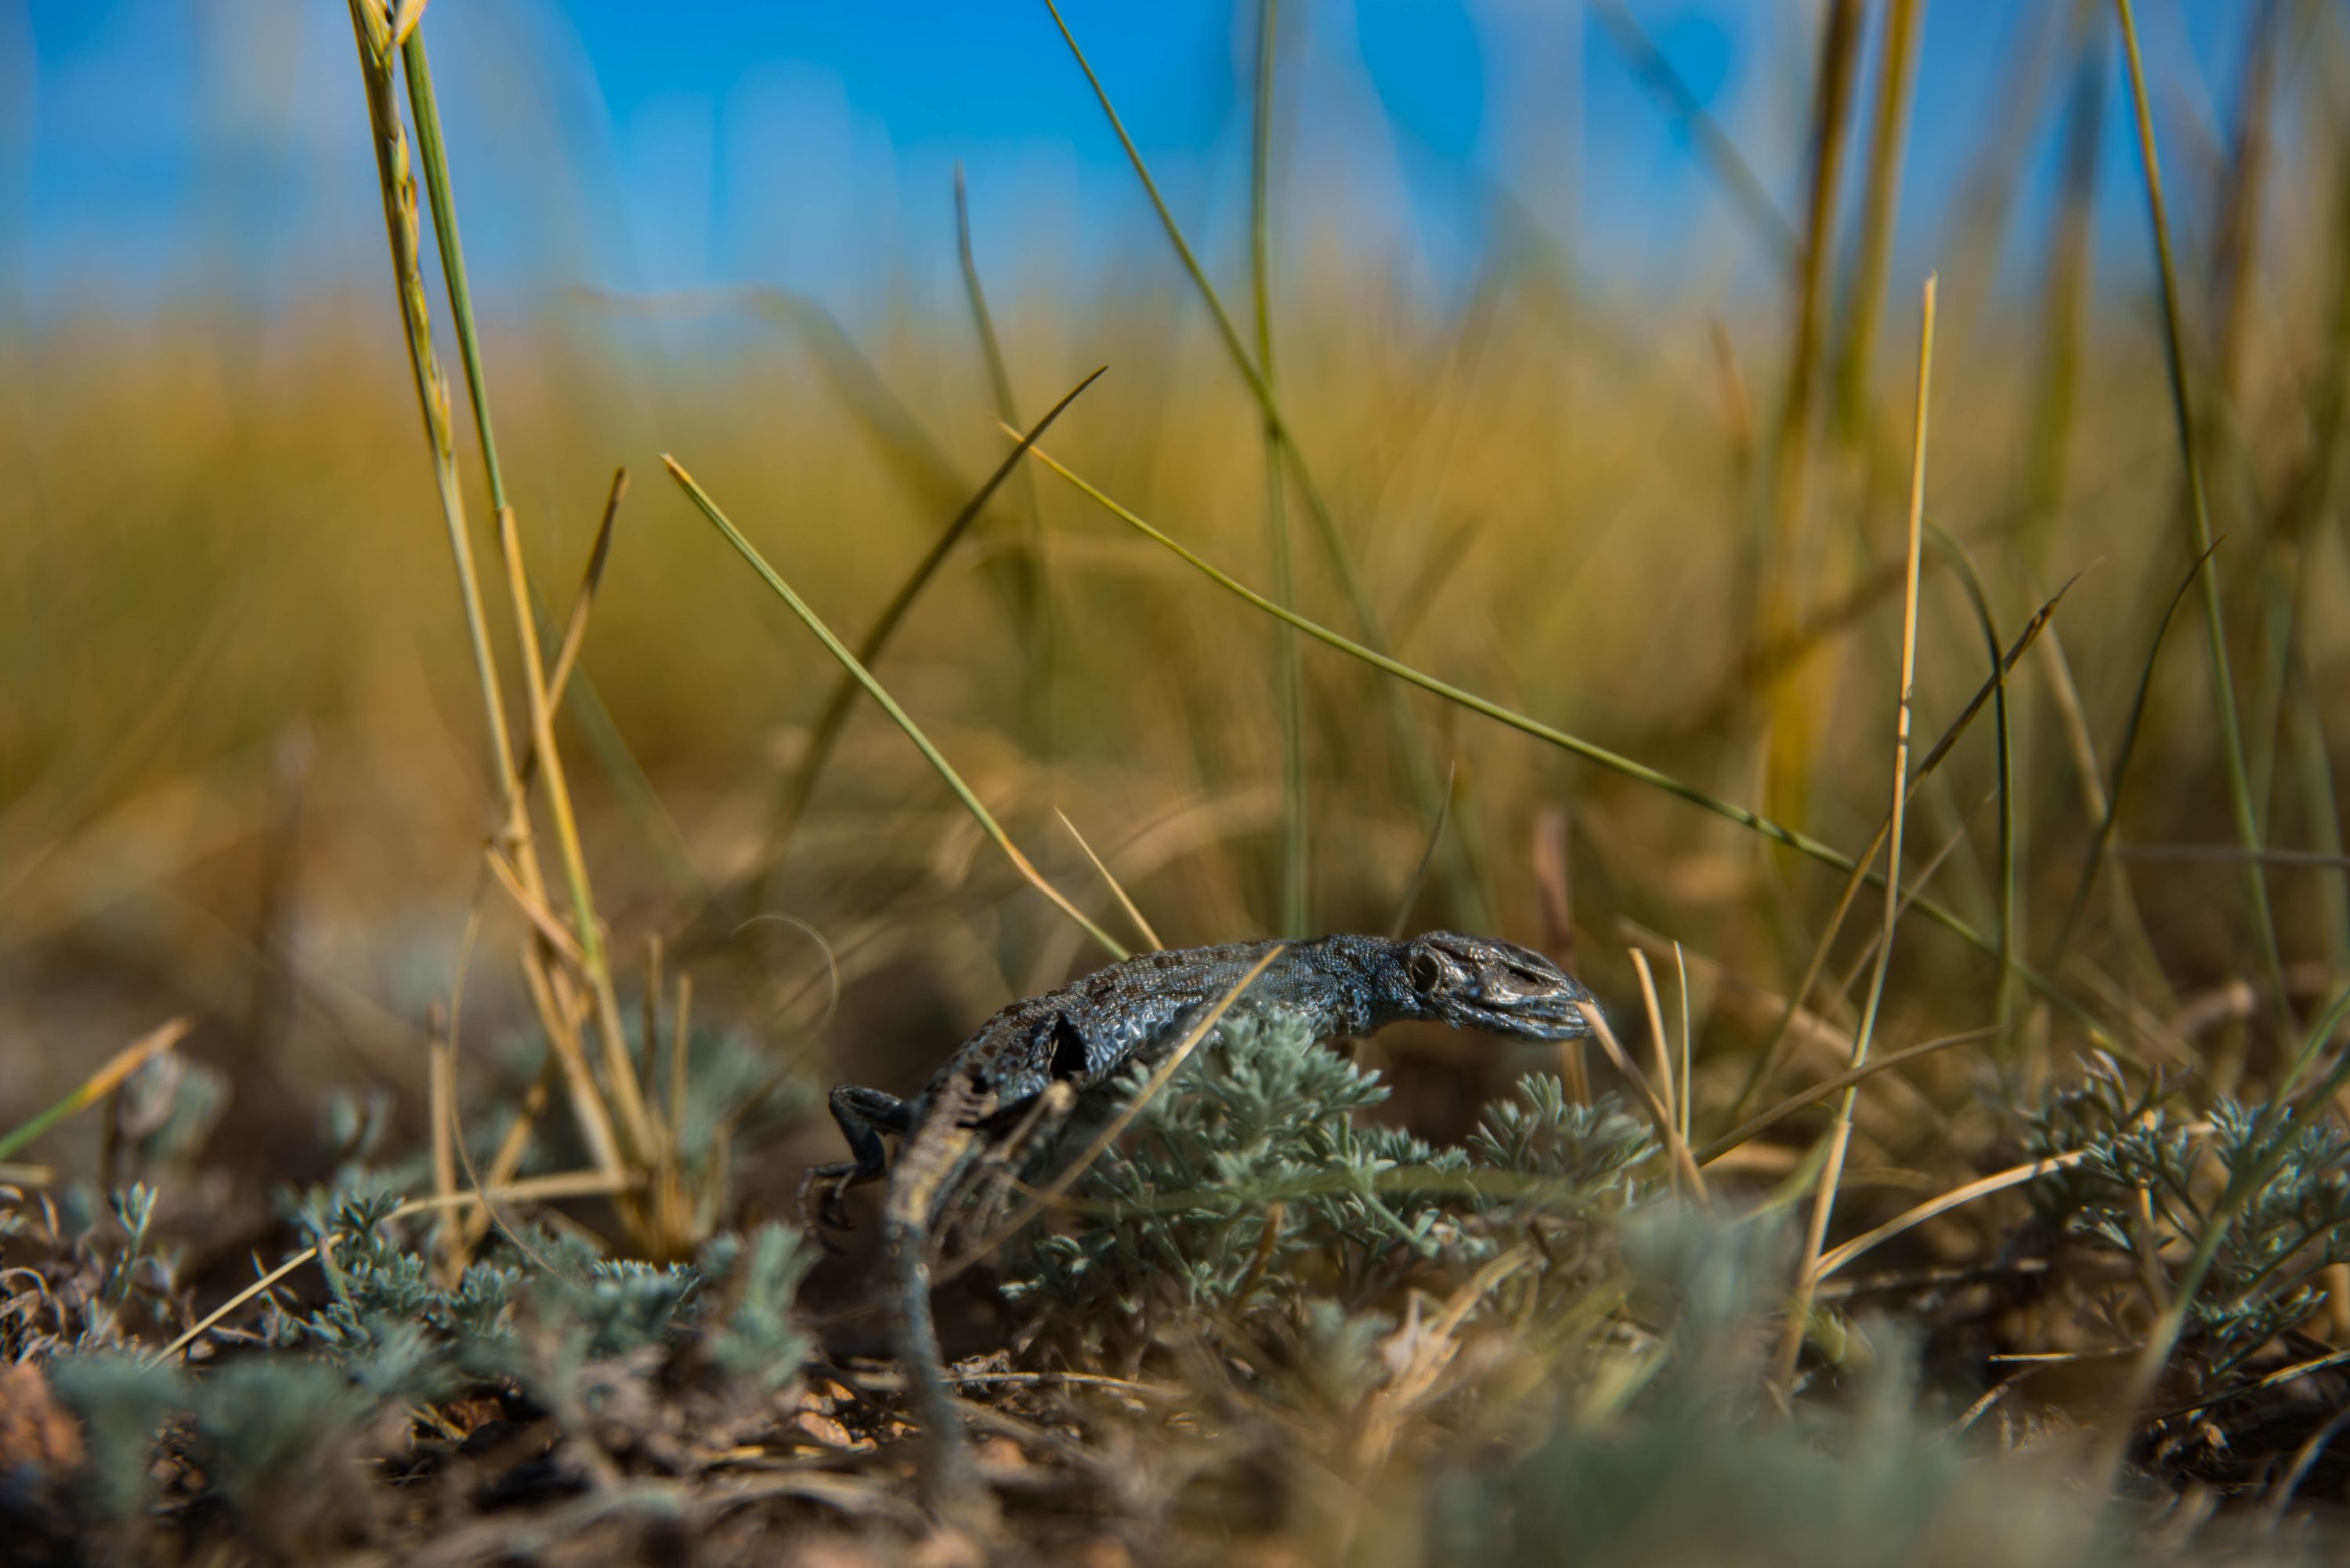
<box><xmin>797</xmin><ymin>1083</ymin><xmax>912</xmax><ymax>1237</ymax></box>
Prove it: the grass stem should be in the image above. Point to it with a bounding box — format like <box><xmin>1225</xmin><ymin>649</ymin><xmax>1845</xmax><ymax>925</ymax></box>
<box><xmin>1252</xmin><ymin>0</ymin><xmax>1307</xmax><ymax>937</ymax></box>
<box><xmin>2113</xmin><ymin>0</ymin><xmax>2287</xmax><ymax>1020</ymax></box>
<box><xmin>1778</xmin><ymin>273</ymin><xmax>1936</xmax><ymax>1392</ymax></box>
<box><xmin>1017</xmin><ymin>431</ymin><xmax>2099</xmax><ymax>1038</ymax></box>
<box><xmin>663</xmin><ymin>455</ymin><xmax>1127</xmax><ymax>962</ymax></box>
<box><xmin>1039</xmin><ymin>0</ymin><xmax>1484</xmax><ymax>927</ymax></box>
<box><xmin>761</xmin><ymin>367</ymin><xmax>1105</xmax><ymax>869</ymax></box>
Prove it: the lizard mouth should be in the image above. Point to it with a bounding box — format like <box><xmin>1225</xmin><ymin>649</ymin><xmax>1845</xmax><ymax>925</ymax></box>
<box><xmin>1452</xmin><ymin>992</ymin><xmax>1593</xmax><ymax>1039</ymax></box>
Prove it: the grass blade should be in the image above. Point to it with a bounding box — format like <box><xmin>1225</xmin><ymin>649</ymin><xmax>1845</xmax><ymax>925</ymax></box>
<box><xmin>761</xmin><ymin>367</ymin><xmax>1106</xmax><ymax>868</ymax></box>
<box><xmin>1252</xmin><ymin>0</ymin><xmax>1307</xmax><ymax>936</ymax></box>
<box><xmin>1582</xmin><ymin>1000</ymin><xmax>1707</xmax><ymax>1198</ymax></box>
<box><xmin>402</xmin><ymin>29</ymin><xmax>696</xmax><ymax>893</ymax></box>
<box><xmin>1727</xmin><ymin>569</ymin><xmax>2082</xmax><ymax>1118</ymax></box>
<box><xmin>544</xmin><ymin>469</ymin><xmax>627</xmax><ymax>709</ymax></box>
<box><xmin>2113</xmin><ymin>0</ymin><xmax>2287</xmax><ymax>1017</ymax></box>
<box><xmin>1778</xmin><ymin>273</ymin><xmax>1937</xmax><ymax>1389</ymax></box>
<box><xmin>0</xmin><ymin>1018</ymin><xmax>192</xmax><ymax>1164</ymax></box>
<box><xmin>1587</xmin><ymin>0</ymin><xmax>1799</xmax><ymax>267</ymax></box>
<box><xmin>343</xmin><ymin>1</ymin><xmax>519</xmax><ymax>803</ymax></box>
<box><xmin>1698</xmin><ymin>1024</ymin><xmax>2009</xmax><ymax>1168</ymax></box>
<box><xmin>1017</xmin><ymin>432</ymin><xmax>2102</xmax><ymax>1038</ymax></box>
<box><xmin>349</xmin><ymin>2</ymin><xmax>647</xmax><ymax>1178</ymax></box>
<box><xmin>1832</xmin><ymin>0</ymin><xmax>1925</xmax><ymax>442</ymax></box>
<box><xmin>1816</xmin><ymin>1147</ymin><xmax>2097</xmax><ymax>1281</ymax></box>
<box><xmin>953</xmin><ymin>165</ymin><xmax>1054</xmax><ymax>732</ymax></box>
<box><xmin>2044</xmin><ymin>542</ymin><xmax>2220</xmax><ymax>970</ymax></box>
<box><xmin>1760</xmin><ymin>0</ymin><xmax>1865</xmax><ymax>832</ymax></box>
<box><xmin>1930</xmin><ymin>526</ymin><xmax>2020</xmax><ymax>1031</ymax></box>
<box><xmin>1038</xmin><ymin>0</ymin><xmax>1485</xmax><ymax>928</ymax></box>
<box><xmin>1057</xmin><ymin>810</ymin><xmax>1166</xmax><ymax>952</ymax></box>
<box><xmin>2034</xmin><ymin>616</ymin><xmax>2165</xmax><ymax>987</ymax></box>
<box><xmin>514</xmin><ymin>468</ymin><xmax>627</xmax><ymax>793</ymax></box>
<box><xmin>663</xmin><ymin>454</ymin><xmax>1126</xmax><ymax>962</ymax></box>
<box><xmin>954</xmin><ymin>167</ymin><xmax>1028</xmax><ymax>446</ymax></box>
<box><xmin>495</xmin><ymin>507</ymin><xmax>657</xmax><ymax>1165</ymax></box>
<box><xmin>397</xmin><ymin>31</ymin><xmax>504</xmax><ymax>511</ymax></box>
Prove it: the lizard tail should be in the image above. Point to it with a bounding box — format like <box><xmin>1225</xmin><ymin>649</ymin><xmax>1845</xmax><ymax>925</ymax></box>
<box><xmin>884</xmin><ymin>1214</ymin><xmax>996</xmax><ymax>1527</ymax></box>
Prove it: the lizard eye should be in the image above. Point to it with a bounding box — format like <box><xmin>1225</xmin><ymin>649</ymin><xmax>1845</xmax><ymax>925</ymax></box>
<box><xmin>1407</xmin><ymin>950</ymin><xmax>1447</xmax><ymax>994</ymax></box>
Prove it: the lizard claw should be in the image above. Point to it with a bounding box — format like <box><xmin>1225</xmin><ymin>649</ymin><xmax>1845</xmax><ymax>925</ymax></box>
<box><xmin>797</xmin><ymin>1166</ymin><xmax>855</xmax><ymax>1242</ymax></box>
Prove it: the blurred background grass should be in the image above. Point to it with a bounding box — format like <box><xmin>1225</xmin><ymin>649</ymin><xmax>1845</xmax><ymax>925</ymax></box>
<box><xmin>5</xmin><ymin>0</ymin><xmax>2350</xmax><ymax>1223</ymax></box>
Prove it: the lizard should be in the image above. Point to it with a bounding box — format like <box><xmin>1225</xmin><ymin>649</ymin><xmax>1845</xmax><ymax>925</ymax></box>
<box><xmin>798</xmin><ymin>930</ymin><xmax>1598</xmax><ymax>1527</ymax></box>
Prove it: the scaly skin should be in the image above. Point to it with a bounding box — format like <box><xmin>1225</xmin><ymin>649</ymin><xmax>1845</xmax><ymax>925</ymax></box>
<box><xmin>801</xmin><ymin>930</ymin><xmax>1596</xmax><ymax>1525</ymax></box>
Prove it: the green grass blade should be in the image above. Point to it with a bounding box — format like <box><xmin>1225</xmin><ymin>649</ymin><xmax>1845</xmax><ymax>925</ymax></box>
<box><xmin>1781</xmin><ymin>276</ymin><xmax>1936</xmax><ymax>1391</ymax></box>
<box><xmin>2113</xmin><ymin>0</ymin><xmax>2287</xmax><ymax>1017</ymax></box>
<box><xmin>1831</xmin><ymin>0</ymin><xmax>1924</xmax><ymax>442</ymax></box>
<box><xmin>1020</xmin><ymin>436</ymin><xmax>2103</xmax><ymax>1037</ymax></box>
<box><xmin>1251</xmin><ymin>0</ymin><xmax>1307</xmax><ymax>936</ymax></box>
<box><xmin>663</xmin><ymin>454</ymin><xmax>1126</xmax><ymax>963</ymax></box>
<box><xmin>399</xmin><ymin>33</ymin><xmax>504</xmax><ymax>512</ymax></box>
<box><xmin>1037</xmin><ymin>0</ymin><xmax>1485</xmax><ymax>928</ymax></box>
<box><xmin>343</xmin><ymin>0</ymin><xmax>519</xmax><ymax>800</ymax></box>
<box><xmin>1587</xmin><ymin>0</ymin><xmax>1799</xmax><ymax>268</ymax></box>
<box><xmin>0</xmin><ymin>1019</ymin><xmax>191</xmax><ymax>1164</ymax></box>
<box><xmin>2044</xmin><ymin>542</ymin><xmax>2220</xmax><ymax>972</ymax></box>
<box><xmin>401</xmin><ymin>27</ymin><xmax>700</xmax><ymax>894</ymax></box>
<box><xmin>2287</xmin><ymin>658</ymin><xmax>2350</xmax><ymax>974</ymax></box>
<box><xmin>953</xmin><ymin>164</ymin><xmax>1054</xmax><ymax>738</ymax></box>
<box><xmin>1929</xmin><ymin>526</ymin><xmax>2020</xmax><ymax>1032</ymax></box>
<box><xmin>1727</xmin><ymin>569</ymin><xmax>2083</xmax><ymax>1118</ymax></box>
<box><xmin>760</xmin><ymin>366</ymin><xmax>1106</xmax><ymax>869</ymax></box>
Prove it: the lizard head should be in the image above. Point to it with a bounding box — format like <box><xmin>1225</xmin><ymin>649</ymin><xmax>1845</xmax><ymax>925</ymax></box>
<box><xmin>1390</xmin><ymin>931</ymin><xmax>1595</xmax><ymax>1039</ymax></box>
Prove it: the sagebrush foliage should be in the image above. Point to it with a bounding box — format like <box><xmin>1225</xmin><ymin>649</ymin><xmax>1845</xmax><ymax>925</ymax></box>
<box><xmin>1003</xmin><ymin>1014</ymin><xmax>1654</xmax><ymax>1358</ymax></box>
<box><xmin>7</xmin><ymin>1170</ymin><xmax>821</xmax><ymax>1554</ymax></box>
<box><xmin>2020</xmin><ymin>1053</ymin><xmax>2350</xmax><ymax>1370</ymax></box>
<box><xmin>263</xmin><ymin>1185</ymin><xmax>812</xmax><ymax>1404</ymax></box>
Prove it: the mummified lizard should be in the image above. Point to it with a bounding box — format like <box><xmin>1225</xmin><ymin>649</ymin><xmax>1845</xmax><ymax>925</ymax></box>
<box><xmin>801</xmin><ymin>931</ymin><xmax>1596</xmax><ymax>1523</ymax></box>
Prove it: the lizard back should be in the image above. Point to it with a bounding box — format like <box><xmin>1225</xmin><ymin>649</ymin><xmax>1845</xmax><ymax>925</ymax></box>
<box><xmin>915</xmin><ymin>935</ymin><xmax>1393</xmax><ymax>1122</ymax></box>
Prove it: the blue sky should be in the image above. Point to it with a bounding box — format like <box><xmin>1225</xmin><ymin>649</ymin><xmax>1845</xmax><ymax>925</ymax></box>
<box><xmin>0</xmin><ymin>2</ymin><xmax>2288</xmax><ymax>323</ymax></box>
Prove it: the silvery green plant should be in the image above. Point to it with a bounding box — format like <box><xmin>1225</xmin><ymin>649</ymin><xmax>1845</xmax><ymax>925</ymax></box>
<box><xmin>2022</xmin><ymin>1054</ymin><xmax>2350</xmax><ymax>1371</ymax></box>
<box><xmin>1004</xmin><ymin>1013</ymin><xmax>1655</xmax><ymax>1357</ymax></box>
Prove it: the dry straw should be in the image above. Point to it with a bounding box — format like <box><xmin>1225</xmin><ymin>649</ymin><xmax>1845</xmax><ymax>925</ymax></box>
<box><xmin>1777</xmin><ymin>272</ymin><xmax>1937</xmax><ymax>1391</ymax></box>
